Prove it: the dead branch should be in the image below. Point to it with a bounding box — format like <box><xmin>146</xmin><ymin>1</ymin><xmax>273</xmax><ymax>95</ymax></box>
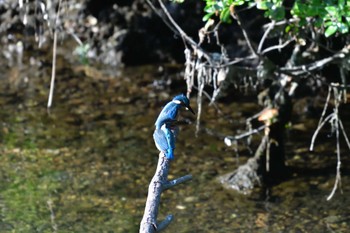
<box><xmin>224</xmin><ymin>125</ymin><xmax>266</xmax><ymax>146</ymax></box>
<box><xmin>230</xmin><ymin>11</ymin><xmax>258</xmax><ymax>58</ymax></box>
<box><xmin>47</xmin><ymin>0</ymin><xmax>62</xmax><ymax>108</ymax></box>
<box><xmin>279</xmin><ymin>46</ymin><xmax>350</xmax><ymax>76</ymax></box>
<box><xmin>309</xmin><ymin>84</ymin><xmax>350</xmax><ymax>200</ymax></box>
<box><xmin>140</xmin><ymin>153</ymin><xmax>192</xmax><ymax>233</ymax></box>
<box><xmin>257</xmin><ymin>20</ymin><xmax>275</xmax><ymax>54</ymax></box>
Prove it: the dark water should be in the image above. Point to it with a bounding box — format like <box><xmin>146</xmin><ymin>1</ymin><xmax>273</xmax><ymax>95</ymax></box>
<box><xmin>0</xmin><ymin>50</ymin><xmax>349</xmax><ymax>232</ymax></box>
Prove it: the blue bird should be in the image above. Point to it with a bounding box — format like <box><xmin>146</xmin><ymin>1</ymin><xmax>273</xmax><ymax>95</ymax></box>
<box><xmin>154</xmin><ymin>94</ymin><xmax>195</xmax><ymax>129</ymax></box>
<box><xmin>153</xmin><ymin>94</ymin><xmax>195</xmax><ymax>160</ymax></box>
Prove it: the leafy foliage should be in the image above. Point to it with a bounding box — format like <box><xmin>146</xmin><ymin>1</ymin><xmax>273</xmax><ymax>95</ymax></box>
<box><xmin>202</xmin><ymin>0</ymin><xmax>350</xmax><ymax>37</ymax></box>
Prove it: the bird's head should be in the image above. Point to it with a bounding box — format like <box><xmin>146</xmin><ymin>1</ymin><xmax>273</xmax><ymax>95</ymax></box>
<box><xmin>172</xmin><ymin>94</ymin><xmax>195</xmax><ymax>115</ymax></box>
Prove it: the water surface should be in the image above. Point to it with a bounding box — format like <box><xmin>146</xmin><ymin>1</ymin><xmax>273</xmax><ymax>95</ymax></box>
<box><xmin>0</xmin><ymin>50</ymin><xmax>349</xmax><ymax>232</ymax></box>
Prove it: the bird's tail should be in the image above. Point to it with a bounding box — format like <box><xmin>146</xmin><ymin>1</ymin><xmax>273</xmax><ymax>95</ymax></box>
<box><xmin>165</xmin><ymin>149</ymin><xmax>174</xmax><ymax>160</ymax></box>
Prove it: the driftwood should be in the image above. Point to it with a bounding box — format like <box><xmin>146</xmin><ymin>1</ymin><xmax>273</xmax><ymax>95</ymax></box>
<box><xmin>140</xmin><ymin>153</ymin><xmax>192</xmax><ymax>233</ymax></box>
<box><xmin>218</xmin><ymin>135</ymin><xmax>267</xmax><ymax>194</ymax></box>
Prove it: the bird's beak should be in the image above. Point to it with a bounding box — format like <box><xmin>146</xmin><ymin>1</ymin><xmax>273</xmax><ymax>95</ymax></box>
<box><xmin>186</xmin><ymin>105</ymin><xmax>195</xmax><ymax>115</ymax></box>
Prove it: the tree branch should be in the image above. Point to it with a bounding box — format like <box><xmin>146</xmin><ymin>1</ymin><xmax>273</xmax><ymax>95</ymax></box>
<box><xmin>231</xmin><ymin>11</ymin><xmax>258</xmax><ymax>58</ymax></box>
<box><xmin>280</xmin><ymin>46</ymin><xmax>350</xmax><ymax>76</ymax></box>
<box><xmin>155</xmin><ymin>0</ymin><xmax>215</xmax><ymax>66</ymax></box>
<box><xmin>139</xmin><ymin>153</ymin><xmax>192</xmax><ymax>233</ymax></box>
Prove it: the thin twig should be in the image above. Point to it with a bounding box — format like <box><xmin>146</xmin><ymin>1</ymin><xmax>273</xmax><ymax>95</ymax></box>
<box><xmin>261</xmin><ymin>38</ymin><xmax>294</xmax><ymax>55</ymax></box>
<box><xmin>263</xmin><ymin>18</ymin><xmax>300</xmax><ymax>29</ymax></box>
<box><xmin>163</xmin><ymin>174</ymin><xmax>193</xmax><ymax>190</ymax></box>
<box><xmin>225</xmin><ymin>125</ymin><xmax>266</xmax><ymax>145</ymax></box>
<box><xmin>204</xmin><ymin>55</ymin><xmax>257</xmax><ymax>69</ymax></box>
<box><xmin>231</xmin><ymin>11</ymin><xmax>258</xmax><ymax>58</ymax></box>
<box><xmin>338</xmin><ymin>119</ymin><xmax>350</xmax><ymax>150</ymax></box>
<box><xmin>157</xmin><ymin>0</ymin><xmax>215</xmax><ymax>65</ymax></box>
<box><xmin>326</xmin><ymin>115</ymin><xmax>342</xmax><ymax>201</ymax></box>
<box><xmin>309</xmin><ymin>113</ymin><xmax>334</xmax><ymax>151</ymax></box>
<box><xmin>47</xmin><ymin>199</ymin><xmax>58</xmax><ymax>233</ymax></box>
<box><xmin>157</xmin><ymin>215</ymin><xmax>173</xmax><ymax>231</ymax></box>
<box><xmin>258</xmin><ymin>20</ymin><xmax>275</xmax><ymax>54</ymax></box>
<box><xmin>145</xmin><ymin>0</ymin><xmax>178</xmax><ymax>36</ymax></box>
<box><xmin>280</xmin><ymin>46</ymin><xmax>349</xmax><ymax>76</ymax></box>
<box><xmin>317</xmin><ymin>86</ymin><xmax>332</xmax><ymax>127</ymax></box>
<box><xmin>196</xmin><ymin>73</ymin><xmax>205</xmax><ymax>135</ymax></box>
<box><xmin>47</xmin><ymin>0</ymin><xmax>62</xmax><ymax>108</ymax></box>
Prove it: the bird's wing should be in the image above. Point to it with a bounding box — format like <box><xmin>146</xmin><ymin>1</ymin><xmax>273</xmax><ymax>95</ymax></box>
<box><xmin>153</xmin><ymin>128</ymin><xmax>169</xmax><ymax>152</ymax></box>
<box><xmin>163</xmin><ymin>126</ymin><xmax>175</xmax><ymax>150</ymax></box>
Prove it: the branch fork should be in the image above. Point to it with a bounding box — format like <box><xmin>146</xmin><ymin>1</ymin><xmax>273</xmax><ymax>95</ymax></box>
<box><xmin>140</xmin><ymin>153</ymin><xmax>192</xmax><ymax>233</ymax></box>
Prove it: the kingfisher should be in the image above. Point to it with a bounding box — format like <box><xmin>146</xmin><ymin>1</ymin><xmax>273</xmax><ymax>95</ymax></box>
<box><xmin>153</xmin><ymin>94</ymin><xmax>195</xmax><ymax>160</ymax></box>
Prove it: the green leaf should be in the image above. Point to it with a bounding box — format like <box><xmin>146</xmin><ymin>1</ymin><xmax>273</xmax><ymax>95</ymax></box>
<box><xmin>346</xmin><ymin>16</ymin><xmax>350</xmax><ymax>24</ymax></box>
<box><xmin>325</xmin><ymin>25</ymin><xmax>338</xmax><ymax>37</ymax></box>
<box><xmin>203</xmin><ymin>12</ymin><xmax>214</xmax><ymax>21</ymax></box>
<box><xmin>271</xmin><ymin>6</ymin><xmax>285</xmax><ymax>20</ymax></box>
<box><xmin>213</xmin><ymin>3</ymin><xmax>223</xmax><ymax>11</ymax></box>
<box><xmin>325</xmin><ymin>6</ymin><xmax>338</xmax><ymax>17</ymax></box>
<box><xmin>204</xmin><ymin>5</ymin><xmax>215</xmax><ymax>13</ymax></box>
<box><xmin>338</xmin><ymin>0</ymin><xmax>345</xmax><ymax>10</ymax></box>
<box><xmin>235</xmin><ymin>0</ymin><xmax>245</xmax><ymax>5</ymax></box>
<box><xmin>338</xmin><ymin>22</ymin><xmax>348</xmax><ymax>33</ymax></box>
<box><xmin>256</xmin><ymin>0</ymin><xmax>268</xmax><ymax>10</ymax></box>
<box><xmin>285</xmin><ymin>25</ymin><xmax>291</xmax><ymax>33</ymax></box>
<box><xmin>220</xmin><ymin>7</ymin><xmax>232</xmax><ymax>23</ymax></box>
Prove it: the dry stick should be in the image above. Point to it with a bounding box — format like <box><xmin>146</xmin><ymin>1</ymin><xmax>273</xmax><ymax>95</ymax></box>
<box><xmin>196</xmin><ymin>72</ymin><xmax>205</xmax><ymax>135</ymax></box>
<box><xmin>231</xmin><ymin>11</ymin><xmax>258</xmax><ymax>58</ymax></box>
<box><xmin>156</xmin><ymin>0</ymin><xmax>215</xmax><ymax>66</ymax></box>
<box><xmin>225</xmin><ymin>125</ymin><xmax>266</xmax><ymax>142</ymax></box>
<box><xmin>47</xmin><ymin>0</ymin><xmax>62</xmax><ymax>108</ymax></box>
<box><xmin>145</xmin><ymin>0</ymin><xmax>178</xmax><ymax>37</ymax></box>
<box><xmin>257</xmin><ymin>20</ymin><xmax>275</xmax><ymax>54</ymax></box>
<box><xmin>309</xmin><ymin>113</ymin><xmax>334</xmax><ymax>151</ymax></box>
<box><xmin>317</xmin><ymin>86</ymin><xmax>332</xmax><ymax>127</ymax></box>
<box><xmin>261</xmin><ymin>39</ymin><xmax>294</xmax><ymax>55</ymax></box>
<box><xmin>47</xmin><ymin>199</ymin><xmax>58</xmax><ymax>233</ymax></box>
<box><xmin>263</xmin><ymin>18</ymin><xmax>300</xmax><ymax>29</ymax></box>
<box><xmin>280</xmin><ymin>46</ymin><xmax>349</xmax><ymax>76</ymax></box>
<box><xmin>140</xmin><ymin>153</ymin><xmax>192</xmax><ymax>233</ymax></box>
<box><xmin>327</xmin><ymin>112</ymin><xmax>342</xmax><ymax>201</ymax></box>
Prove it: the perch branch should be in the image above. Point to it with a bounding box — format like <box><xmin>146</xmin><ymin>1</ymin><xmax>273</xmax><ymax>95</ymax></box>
<box><xmin>140</xmin><ymin>153</ymin><xmax>192</xmax><ymax>233</ymax></box>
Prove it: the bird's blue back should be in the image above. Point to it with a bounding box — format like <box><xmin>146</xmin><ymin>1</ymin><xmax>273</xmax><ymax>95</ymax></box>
<box><xmin>153</xmin><ymin>124</ymin><xmax>176</xmax><ymax>160</ymax></box>
<box><xmin>155</xmin><ymin>101</ymin><xmax>179</xmax><ymax>129</ymax></box>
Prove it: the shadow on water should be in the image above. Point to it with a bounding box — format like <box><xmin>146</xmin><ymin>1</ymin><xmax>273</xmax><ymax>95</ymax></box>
<box><xmin>0</xmin><ymin>50</ymin><xmax>349</xmax><ymax>232</ymax></box>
